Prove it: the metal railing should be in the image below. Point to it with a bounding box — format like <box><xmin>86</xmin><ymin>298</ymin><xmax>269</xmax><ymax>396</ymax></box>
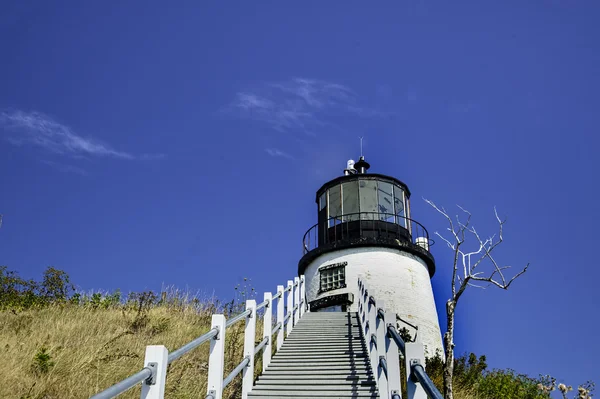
<box><xmin>90</xmin><ymin>275</ymin><xmax>308</xmax><ymax>399</ymax></box>
<box><xmin>302</xmin><ymin>212</ymin><xmax>433</xmax><ymax>254</ymax></box>
<box><xmin>357</xmin><ymin>278</ymin><xmax>443</xmax><ymax>399</ymax></box>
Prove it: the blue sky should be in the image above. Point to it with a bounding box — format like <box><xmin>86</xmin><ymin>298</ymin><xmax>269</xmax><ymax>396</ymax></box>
<box><xmin>1</xmin><ymin>0</ymin><xmax>598</xmax><ymax>389</ymax></box>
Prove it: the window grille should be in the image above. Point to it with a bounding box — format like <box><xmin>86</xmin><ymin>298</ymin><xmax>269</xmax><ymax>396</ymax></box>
<box><xmin>319</xmin><ymin>262</ymin><xmax>347</xmax><ymax>293</ymax></box>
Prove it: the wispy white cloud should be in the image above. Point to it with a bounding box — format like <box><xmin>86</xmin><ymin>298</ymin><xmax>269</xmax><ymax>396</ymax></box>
<box><xmin>0</xmin><ymin>109</ymin><xmax>163</xmax><ymax>160</ymax></box>
<box><xmin>227</xmin><ymin>78</ymin><xmax>380</xmax><ymax>134</ymax></box>
<box><xmin>265</xmin><ymin>148</ymin><xmax>294</xmax><ymax>160</ymax></box>
<box><xmin>235</xmin><ymin>93</ymin><xmax>274</xmax><ymax>110</ymax></box>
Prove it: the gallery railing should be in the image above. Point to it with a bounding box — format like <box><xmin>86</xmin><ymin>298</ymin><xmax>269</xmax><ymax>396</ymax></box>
<box><xmin>303</xmin><ymin>212</ymin><xmax>433</xmax><ymax>254</ymax></box>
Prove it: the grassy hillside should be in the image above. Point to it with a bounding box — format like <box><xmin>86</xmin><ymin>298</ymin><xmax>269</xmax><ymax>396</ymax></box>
<box><xmin>1</xmin><ymin>295</ymin><xmax>262</xmax><ymax>399</ymax></box>
<box><xmin>1</xmin><ymin>267</ymin><xmax>593</xmax><ymax>399</ymax></box>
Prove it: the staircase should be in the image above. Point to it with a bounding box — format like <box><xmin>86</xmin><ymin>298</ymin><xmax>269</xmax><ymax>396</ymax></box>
<box><xmin>249</xmin><ymin>312</ymin><xmax>379</xmax><ymax>399</ymax></box>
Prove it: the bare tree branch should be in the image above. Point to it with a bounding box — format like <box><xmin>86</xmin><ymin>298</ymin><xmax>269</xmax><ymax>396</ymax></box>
<box><xmin>424</xmin><ymin>198</ymin><xmax>530</xmax><ymax>399</ymax></box>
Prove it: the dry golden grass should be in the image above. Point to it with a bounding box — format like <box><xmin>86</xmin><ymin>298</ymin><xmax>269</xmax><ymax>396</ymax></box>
<box><xmin>2</xmin><ymin>299</ymin><xmax>481</xmax><ymax>399</ymax></box>
<box><xmin>1</xmin><ymin>301</ymin><xmax>263</xmax><ymax>399</ymax></box>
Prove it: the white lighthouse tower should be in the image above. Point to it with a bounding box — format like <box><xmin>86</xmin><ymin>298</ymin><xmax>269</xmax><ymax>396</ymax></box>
<box><xmin>299</xmin><ymin>156</ymin><xmax>443</xmax><ymax>356</ymax></box>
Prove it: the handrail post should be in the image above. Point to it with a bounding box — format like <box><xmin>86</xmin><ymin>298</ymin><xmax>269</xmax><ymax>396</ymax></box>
<box><xmin>262</xmin><ymin>292</ymin><xmax>272</xmax><ymax>372</ymax></box>
<box><xmin>362</xmin><ymin>283</ymin><xmax>369</xmax><ymax>336</ymax></box>
<box><xmin>286</xmin><ymin>280</ymin><xmax>293</xmax><ymax>337</ymax></box>
<box><xmin>376</xmin><ymin>302</ymin><xmax>388</xmax><ymax>399</ymax></box>
<box><xmin>300</xmin><ymin>275</ymin><xmax>306</xmax><ymax>317</ymax></box>
<box><xmin>276</xmin><ymin>285</ymin><xmax>284</xmax><ymax>350</ymax></box>
<box><xmin>384</xmin><ymin>311</ymin><xmax>402</xmax><ymax>399</ymax></box>
<box><xmin>140</xmin><ymin>345</ymin><xmax>168</xmax><ymax>399</ymax></box>
<box><xmin>405</xmin><ymin>342</ymin><xmax>427</xmax><ymax>399</ymax></box>
<box><xmin>242</xmin><ymin>300</ymin><xmax>257</xmax><ymax>399</ymax></box>
<box><xmin>293</xmin><ymin>277</ymin><xmax>300</xmax><ymax>325</ymax></box>
<box><xmin>358</xmin><ymin>280</ymin><xmax>364</xmax><ymax>332</ymax></box>
<box><xmin>364</xmin><ymin>285</ymin><xmax>370</xmax><ymax>336</ymax></box>
<box><xmin>207</xmin><ymin>315</ymin><xmax>226</xmax><ymax>399</ymax></box>
<box><xmin>367</xmin><ymin>293</ymin><xmax>378</xmax><ymax>386</ymax></box>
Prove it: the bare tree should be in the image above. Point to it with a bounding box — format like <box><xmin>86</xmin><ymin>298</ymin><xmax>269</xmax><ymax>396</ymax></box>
<box><xmin>424</xmin><ymin>199</ymin><xmax>529</xmax><ymax>399</ymax></box>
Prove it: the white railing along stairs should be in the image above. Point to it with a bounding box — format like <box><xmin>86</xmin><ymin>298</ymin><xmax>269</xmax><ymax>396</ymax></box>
<box><xmin>90</xmin><ymin>275</ymin><xmax>307</xmax><ymax>399</ymax></box>
<box><xmin>357</xmin><ymin>277</ymin><xmax>444</xmax><ymax>399</ymax></box>
<box><xmin>89</xmin><ymin>275</ymin><xmax>444</xmax><ymax>399</ymax></box>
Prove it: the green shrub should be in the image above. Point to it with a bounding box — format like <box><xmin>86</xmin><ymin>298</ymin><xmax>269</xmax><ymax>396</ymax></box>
<box><xmin>31</xmin><ymin>347</ymin><xmax>54</xmax><ymax>375</ymax></box>
<box><xmin>40</xmin><ymin>267</ymin><xmax>73</xmax><ymax>302</ymax></box>
<box><xmin>477</xmin><ymin>369</ymin><xmax>549</xmax><ymax>399</ymax></box>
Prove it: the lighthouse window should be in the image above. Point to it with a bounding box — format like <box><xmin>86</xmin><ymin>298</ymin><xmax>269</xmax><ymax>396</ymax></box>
<box><xmin>342</xmin><ymin>181</ymin><xmax>359</xmax><ymax>221</ymax></box>
<box><xmin>329</xmin><ymin>185</ymin><xmax>342</xmax><ymax>225</ymax></box>
<box><xmin>319</xmin><ymin>192</ymin><xmax>327</xmax><ymax>211</ymax></box>
<box><xmin>378</xmin><ymin>181</ymin><xmax>395</xmax><ymax>222</ymax></box>
<box><xmin>319</xmin><ymin>263</ymin><xmax>347</xmax><ymax>293</ymax></box>
<box><xmin>359</xmin><ymin>180</ymin><xmax>378</xmax><ymax>219</ymax></box>
<box><xmin>394</xmin><ymin>185</ymin><xmax>406</xmax><ymax>227</ymax></box>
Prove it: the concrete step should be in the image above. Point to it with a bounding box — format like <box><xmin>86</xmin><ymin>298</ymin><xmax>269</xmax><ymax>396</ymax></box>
<box><xmin>250</xmin><ymin>385</ymin><xmax>378</xmax><ymax>392</ymax></box>
<box><xmin>270</xmin><ymin>357</ymin><xmax>366</xmax><ymax>363</ymax></box>
<box><xmin>257</xmin><ymin>378</ymin><xmax>374</xmax><ymax>384</ymax></box>
<box><xmin>291</xmin><ymin>330</ymin><xmax>361</xmax><ymax>333</ymax></box>
<box><xmin>279</xmin><ymin>344</ymin><xmax>363</xmax><ymax>349</ymax></box>
<box><xmin>301</xmin><ymin>314</ymin><xmax>355</xmax><ymax>318</ymax></box>
<box><xmin>270</xmin><ymin>355</ymin><xmax>369</xmax><ymax>361</ymax></box>
<box><xmin>263</xmin><ymin>371</ymin><xmax>372</xmax><ymax>376</ymax></box>
<box><xmin>290</xmin><ymin>327</ymin><xmax>361</xmax><ymax>330</ymax></box>
<box><xmin>273</xmin><ymin>351</ymin><xmax>367</xmax><ymax>359</ymax></box>
<box><xmin>258</xmin><ymin>374</ymin><xmax>374</xmax><ymax>380</ymax></box>
<box><xmin>279</xmin><ymin>342</ymin><xmax>360</xmax><ymax>347</ymax></box>
<box><xmin>249</xmin><ymin>396</ymin><xmax>378</xmax><ymax>399</ymax></box>
<box><xmin>275</xmin><ymin>344</ymin><xmax>365</xmax><ymax>356</ymax></box>
<box><xmin>282</xmin><ymin>338</ymin><xmax>364</xmax><ymax>343</ymax></box>
<box><xmin>256</xmin><ymin>378</ymin><xmax>377</xmax><ymax>389</ymax></box>
<box><xmin>270</xmin><ymin>358</ymin><xmax>370</xmax><ymax>364</ymax></box>
<box><xmin>291</xmin><ymin>328</ymin><xmax>361</xmax><ymax>331</ymax></box>
<box><xmin>276</xmin><ymin>350</ymin><xmax>365</xmax><ymax>355</ymax></box>
<box><xmin>265</xmin><ymin>364</ymin><xmax>371</xmax><ymax>371</ymax></box>
<box><xmin>248</xmin><ymin>394</ymin><xmax>378</xmax><ymax>398</ymax></box>
<box><xmin>260</xmin><ymin>370</ymin><xmax>372</xmax><ymax>376</ymax></box>
<box><xmin>270</xmin><ymin>355</ymin><xmax>369</xmax><ymax>360</ymax></box>
<box><xmin>287</xmin><ymin>333</ymin><xmax>361</xmax><ymax>337</ymax></box>
<box><xmin>258</xmin><ymin>371</ymin><xmax>375</xmax><ymax>381</ymax></box>
<box><xmin>296</xmin><ymin>320</ymin><xmax>357</xmax><ymax>323</ymax></box>
<box><xmin>289</xmin><ymin>330</ymin><xmax>361</xmax><ymax>334</ymax></box>
<box><xmin>291</xmin><ymin>326</ymin><xmax>360</xmax><ymax>330</ymax></box>
<box><xmin>267</xmin><ymin>362</ymin><xmax>371</xmax><ymax>368</ymax></box>
<box><xmin>293</xmin><ymin>324</ymin><xmax>359</xmax><ymax>326</ymax></box>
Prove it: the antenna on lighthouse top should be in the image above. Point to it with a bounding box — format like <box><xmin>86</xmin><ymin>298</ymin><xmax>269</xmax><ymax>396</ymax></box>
<box><xmin>359</xmin><ymin>136</ymin><xmax>364</xmax><ymax>157</ymax></box>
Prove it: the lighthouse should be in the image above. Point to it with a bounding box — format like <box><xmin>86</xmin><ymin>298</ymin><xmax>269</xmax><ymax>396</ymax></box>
<box><xmin>298</xmin><ymin>156</ymin><xmax>443</xmax><ymax>356</ymax></box>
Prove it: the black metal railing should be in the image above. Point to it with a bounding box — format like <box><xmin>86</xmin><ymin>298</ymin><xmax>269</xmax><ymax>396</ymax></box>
<box><xmin>302</xmin><ymin>212</ymin><xmax>432</xmax><ymax>254</ymax></box>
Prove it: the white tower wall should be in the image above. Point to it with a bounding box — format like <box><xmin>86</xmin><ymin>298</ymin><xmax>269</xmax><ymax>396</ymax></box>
<box><xmin>304</xmin><ymin>246</ymin><xmax>443</xmax><ymax>357</ymax></box>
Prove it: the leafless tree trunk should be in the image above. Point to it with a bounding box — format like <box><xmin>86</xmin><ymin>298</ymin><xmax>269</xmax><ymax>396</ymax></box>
<box><xmin>424</xmin><ymin>199</ymin><xmax>529</xmax><ymax>399</ymax></box>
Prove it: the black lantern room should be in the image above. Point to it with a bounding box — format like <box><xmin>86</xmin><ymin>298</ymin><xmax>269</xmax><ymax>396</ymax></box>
<box><xmin>298</xmin><ymin>157</ymin><xmax>435</xmax><ymax>277</ymax></box>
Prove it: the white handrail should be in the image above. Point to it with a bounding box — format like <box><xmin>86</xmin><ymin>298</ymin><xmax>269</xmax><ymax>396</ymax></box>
<box><xmin>357</xmin><ymin>277</ymin><xmax>443</xmax><ymax>399</ymax></box>
<box><xmin>90</xmin><ymin>275</ymin><xmax>308</xmax><ymax>399</ymax></box>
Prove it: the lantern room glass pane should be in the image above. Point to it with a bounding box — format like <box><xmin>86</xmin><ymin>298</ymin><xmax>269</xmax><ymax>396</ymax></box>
<box><xmin>359</xmin><ymin>180</ymin><xmax>378</xmax><ymax>220</ymax></box>
<box><xmin>319</xmin><ymin>192</ymin><xmax>327</xmax><ymax>211</ymax></box>
<box><xmin>342</xmin><ymin>181</ymin><xmax>359</xmax><ymax>221</ymax></box>
<box><xmin>394</xmin><ymin>185</ymin><xmax>405</xmax><ymax>227</ymax></box>
<box><xmin>329</xmin><ymin>185</ymin><xmax>342</xmax><ymax>226</ymax></box>
<box><xmin>378</xmin><ymin>181</ymin><xmax>395</xmax><ymax>222</ymax></box>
